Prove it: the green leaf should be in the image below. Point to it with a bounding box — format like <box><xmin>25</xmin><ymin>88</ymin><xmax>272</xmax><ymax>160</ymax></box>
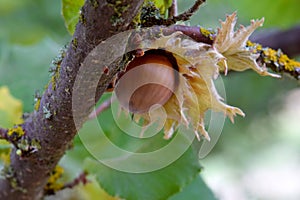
<box><xmin>0</xmin><ymin>86</ymin><xmax>19</xmax><ymax>166</ymax></box>
<box><xmin>84</xmin><ymin>146</ymin><xmax>201</xmax><ymax>200</ymax></box>
<box><xmin>169</xmin><ymin>175</ymin><xmax>217</xmax><ymax>200</ymax></box>
<box><xmin>75</xmin><ymin>176</ymin><xmax>121</xmax><ymax>200</ymax></box>
<box><xmin>0</xmin><ymin>86</ymin><xmax>23</xmax><ymax>128</ymax></box>
<box><xmin>153</xmin><ymin>0</ymin><xmax>173</xmax><ymax>15</ymax></box>
<box><xmin>61</xmin><ymin>0</ymin><xmax>85</xmax><ymax>35</ymax></box>
<box><xmin>80</xmin><ymin>104</ymin><xmax>202</xmax><ymax>200</ymax></box>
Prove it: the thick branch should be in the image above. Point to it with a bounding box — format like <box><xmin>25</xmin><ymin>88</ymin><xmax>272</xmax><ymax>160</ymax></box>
<box><xmin>251</xmin><ymin>25</ymin><xmax>300</xmax><ymax>57</ymax></box>
<box><xmin>163</xmin><ymin>25</ymin><xmax>213</xmax><ymax>44</ymax></box>
<box><xmin>0</xmin><ymin>1</ymin><xmax>143</xmax><ymax>199</ymax></box>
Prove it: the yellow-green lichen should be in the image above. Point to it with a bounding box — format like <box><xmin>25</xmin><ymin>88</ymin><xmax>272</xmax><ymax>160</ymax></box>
<box><xmin>50</xmin><ymin>64</ymin><xmax>61</xmax><ymax>91</ymax></box>
<box><xmin>263</xmin><ymin>48</ymin><xmax>300</xmax><ymax>72</ymax></box>
<box><xmin>278</xmin><ymin>52</ymin><xmax>300</xmax><ymax>71</ymax></box>
<box><xmin>140</xmin><ymin>1</ymin><xmax>163</xmax><ymax>27</ymax></box>
<box><xmin>16</xmin><ymin>149</ymin><xmax>22</xmax><ymax>156</ymax></box>
<box><xmin>51</xmin><ymin>76</ymin><xmax>56</xmax><ymax>91</ymax></box>
<box><xmin>79</xmin><ymin>11</ymin><xmax>86</xmax><ymax>25</ymax></box>
<box><xmin>72</xmin><ymin>38</ymin><xmax>78</xmax><ymax>50</ymax></box>
<box><xmin>7</xmin><ymin>126</ymin><xmax>25</xmax><ymax>138</ymax></box>
<box><xmin>246</xmin><ymin>41</ymin><xmax>300</xmax><ymax>74</ymax></box>
<box><xmin>34</xmin><ymin>98</ymin><xmax>41</xmax><ymax>111</ymax></box>
<box><xmin>263</xmin><ymin>48</ymin><xmax>278</xmax><ymax>63</ymax></box>
<box><xmin>17</xmin><ymin>138</ymin><xmax>40</xmax><ymax>153</ymax></box>
<box><xmin>108</xmin><ymin>1</ymin><xmax>130</xmax><ymax>26</ymax></box>
<box><xmin>246</xmin><ymin>40</ymin><xmax>253</xmax><ymax>46</ymax></box>
<box><xmin>256</xmin><ymin>45</ymin><xmax>262</xmax><ymax>51</ymax></box>
<box><xmin>131</xmin><ymin>9</ymin><xmax>142</xmax><ymax>27</ymax></box>
<box><xmin>33</xmin><ymin>90</ymin><xmax>42</xmax><ymax>111</ymax></box>
<box><xmin>49</xmin><ymin>47</ymin><xmax>65</xmax><ymax>91</ymax></box>
<box><xmin>246</xmin><ymin>40</ymin><xmax>262</xmax><ymax>53</ymax></box>
<box><xmin>44</xmin><ymin>165</ymin><xmax>64</xmax><ymax>194</ymax></box>
<box><xmin>200</xmin><ymin>27</ymin><xmax>214</xmax><ymax>40</ymax></box>
<box><xmin>90</xmin><ymin>0</ymin><xmax>99</xmax><ymax>8</ymax></box>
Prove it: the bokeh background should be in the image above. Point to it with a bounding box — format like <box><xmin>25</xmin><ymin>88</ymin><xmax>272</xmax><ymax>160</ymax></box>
<box><xmin>0</xmin><ymin>0</ymin><xmax>299</xmax><ymax>199</ymax></box>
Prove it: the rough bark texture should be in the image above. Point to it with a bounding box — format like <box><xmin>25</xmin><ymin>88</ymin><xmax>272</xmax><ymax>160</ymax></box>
<box><xmin>0</xmin><ymin>1</ymin><xmax>143</xmax><ymax>199</ymax></box>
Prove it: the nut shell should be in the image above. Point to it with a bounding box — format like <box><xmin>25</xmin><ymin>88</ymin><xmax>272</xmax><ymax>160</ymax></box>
<box><xmin>115</xmin><ymin>50</ymin><xmax>178</xmax><ymax>114</ymax></box>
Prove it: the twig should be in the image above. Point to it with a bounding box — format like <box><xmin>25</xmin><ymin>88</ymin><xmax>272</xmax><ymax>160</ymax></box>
<box><xmin>141</xmin><ymin>0</ymin><xmax>205</xmax><ymax>27</ymax></box>
<box><xmin>88</xmin><ymin>97</ymin><xmax>113</xmax><ymax>119</ymax></box>
<box><xmin>0</xmin><ymin>127</ymin><xmax>23</xmax><ymax>146</ymax></box>
<box><xmin>0</xmin><ymin>127</ymin><xmax>8</xmax><ymax>140</ymax></box>
<box><xmin>162</xmin><ymin>0</ymin><xmax>205</xmax><ymax>26</ymax></box>
<box><xmin>61</xmin><ymin>172</ymin><xmax>88</xmax><ymax>190</ymax></box>
<box><xmin>168</xmin><ymin>0</ymin><xmax>178</xmax><ymax>18</ymax></box>
<box><xmin>44</xmin><ymin>172</ymin><xmax>88</xmax><ymax>196</ymax></box>
<box><xmin>170</xmin><ymin>0</ymin><xmax>205</xmax><ymax>22</ymax></box>
<box><xmin>249</xmin><ymin>42</ymin><xmax>300</xmax><ymax>80</ymax></box>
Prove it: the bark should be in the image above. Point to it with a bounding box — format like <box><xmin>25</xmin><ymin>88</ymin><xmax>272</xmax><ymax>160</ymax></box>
<box><xmin>0</xmin><ymin>1</ymin><xmax>143</xmax><ymax>199</ymax></box>
<box><xmin>251</xmin><ymin>25</ymin><xmax>300</xmax><ymax>57</ymax></box>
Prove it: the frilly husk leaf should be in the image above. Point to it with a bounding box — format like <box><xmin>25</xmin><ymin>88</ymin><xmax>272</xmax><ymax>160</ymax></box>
<box><xmin>126</xmin><ymin>13</ymin><xmax>279</xmax><ymax>140</ymax></box>
<box><xmin>137</xmin><ymin>29</ymin><xmax>244</xmax><ymax>140</ymax></box>
<box><xmin>214</xmin><ymin>12</ymin><xmax>280</xmax><ymax>77</ymax></box>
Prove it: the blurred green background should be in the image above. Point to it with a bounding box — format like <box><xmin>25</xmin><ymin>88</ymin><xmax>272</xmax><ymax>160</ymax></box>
<box><xmin>0</xmin><ymin>0</ymin><xmax>299</xmax><ymax>199</ymax></box>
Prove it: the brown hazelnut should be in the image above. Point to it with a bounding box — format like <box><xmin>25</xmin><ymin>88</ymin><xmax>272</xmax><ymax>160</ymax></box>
<box><xmin>115</xmin><ymin>50</ymin><xmax>179</xmax><ymax>114</ymax></box>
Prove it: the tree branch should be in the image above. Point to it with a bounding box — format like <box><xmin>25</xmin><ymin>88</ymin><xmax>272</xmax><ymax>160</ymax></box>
<box><xmin>251</xmin><ymin>25</ymin><xmax>300</xmax><ymax>57</ymax></box>
<box><xmin>141</xmin><ymin>0</ymin><xmax>205</xmax><ymax>27</ymax></box>
<box><xmin>168</xmin><ymin>0</ymin><xmax>178</xmax><ymax>18</ymax></box>
<box><xmin>60</xmin><ymin>172</ymin><xmax>88</xmax><ymax>191</ymax></box>
<box><xmin>170</xmin><ymin>0</ymin><xmax>205</xmax><ymax>22</ymax></box>
<box><xmin>163</xmin><ymin>25</ymin><xmax>214</xmax><ymax>44</ymax></box>
<box><xmin>162</xmin><ymin>25</ymin><xmax>300</xmax><ymax>80</ymax></box>
<box><xmin>44</xmin><ymin>171</ymin><xmax>88</xmax><ymax>196</ymax></box>
<box><xmin>88</xmin><ymin>97</ymin><xmax>113</xmax><ymax>119</ymax></box>
<box><xmin>0</xmin><ymin>1</ymin><xmax>143</xmax><ymax>199</ymax></box>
